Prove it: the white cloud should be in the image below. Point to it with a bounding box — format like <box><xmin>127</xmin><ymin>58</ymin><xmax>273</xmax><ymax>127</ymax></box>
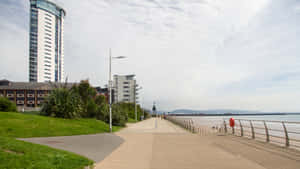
<box><xmin>1</xmin><ymin>0</ymin><xmax>300</xmax><ymax>112</ymax></box>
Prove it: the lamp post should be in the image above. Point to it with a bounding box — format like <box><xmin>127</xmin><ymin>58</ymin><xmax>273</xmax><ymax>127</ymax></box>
<box><xmin>109</xmin><ymin>49</ymin><xmax>126</xmax><ymax>133</ymax></box>
<box><xmin>135</xmin><ymin>86</ymin><xmax>142</xmax><ymax>121</ymax></box>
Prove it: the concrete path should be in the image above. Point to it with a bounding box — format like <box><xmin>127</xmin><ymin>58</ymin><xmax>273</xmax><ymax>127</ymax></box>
<box><xmin>95</xmin><ymin>118</ymin><xmax>300</xmax><ymax>169</ymax></box>
<box><xmin>20</xmin><ymin>133</ymin><xmax>124</xmax><ymax>162</ymax></box>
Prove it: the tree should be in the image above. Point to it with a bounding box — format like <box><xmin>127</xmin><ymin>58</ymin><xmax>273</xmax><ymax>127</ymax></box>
<box><xmin>0</xmin><ymin>97</ymin><xmax>17</xmax><ymax>112</ymax></box>
<box><xmin>41</xmin><ymin>88</ymin><xmax>82</xmax><ymax>118</ymax></box>
<box><xmin>71</xmin><ymin>80</ymin><xmax>97</xmax><ymax>118</ymax></box>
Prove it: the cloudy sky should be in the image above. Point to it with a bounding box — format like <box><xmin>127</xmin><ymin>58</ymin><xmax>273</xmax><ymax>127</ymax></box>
<box><xmin>1</xmin><ymin>0</ymin><xmax>300</xmax><ymax>112</ymax></box>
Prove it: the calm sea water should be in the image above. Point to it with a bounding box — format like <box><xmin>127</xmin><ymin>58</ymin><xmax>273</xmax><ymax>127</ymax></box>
<box><xmin>179</xmin><ymin>114</ymin><xmax>300</xmax><ymax>141</ymax></box>
<box><xmin>181</xmin><ymin>114</ymin><xmax>300</xmax><ymax>126</ymax></box>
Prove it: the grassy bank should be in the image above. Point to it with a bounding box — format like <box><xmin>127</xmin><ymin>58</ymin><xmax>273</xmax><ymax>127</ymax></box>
<box><xmin>0</xmin><ymin>111</ymin><xmax>121</xmax><ymax>138</ymax></box>
<box><xmin>0</xmin><ymin>136</ymin><xmax>93</xmax><ymax>169</ymax></box>
<box><xmin>127</xmin><ymin>118</ymin><xmax>138</xmax><ymax>123</ymax></box>
<box><xmin>0</xmin><ymin>111</ymin><xmax>124</xmax><ymax>168</ymax></box>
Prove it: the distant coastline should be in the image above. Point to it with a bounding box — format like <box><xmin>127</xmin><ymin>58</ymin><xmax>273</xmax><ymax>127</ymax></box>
<box><xmin>168</xmin><ymin>113</ymin><xmax>300</xmax><ymax>116</ymax></box>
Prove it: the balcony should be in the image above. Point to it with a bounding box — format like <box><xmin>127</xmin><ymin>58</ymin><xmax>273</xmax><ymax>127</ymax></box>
<box><xmin>17</xmin><ymin>100</ymin><xmax>25</xmax><ymax>105</ymax></box>
<box><xmin>27</xmin><ymin>101</ymin><xmax>35</xmax><ymax>105</ymax></box>
<box><xmin>27</xmin><ymin>94</ymin><xmax>35</xmax><ymax>98</ymax></box>
<box><xmin>7</xmin><ymin>94</ymin><xmax>14</xmax><ymax>97</ymax></box>
<box><xmin>17</xmin><ymin>94</ymin><xmax>25</xmax><ymax>97</ymax></box>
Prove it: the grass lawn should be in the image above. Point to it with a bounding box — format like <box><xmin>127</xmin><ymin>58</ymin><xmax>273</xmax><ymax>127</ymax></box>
<box><xmin>0</xmin><ymin>136</ymin><xmax>93</xmax><ymax>169</ymax></box>
<box><xmin>0</xmin><ymin>111</ymin><xmax>123</xmax><ymax>169</ymax></box>
<box><xmin>127</xmin><ymin>118</ymin><xmax>138</xmax><ymax>123</ymax></box>
<box><xmin>0</xmin><ymin>111</ymin><xmax>122</xmax><ymax>138</ymax></box>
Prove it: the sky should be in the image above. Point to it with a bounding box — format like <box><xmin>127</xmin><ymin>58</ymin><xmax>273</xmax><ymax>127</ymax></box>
<box><xmin>1</xmin><ymin>0</ymin><xmax>300</xmax><ymax>112</ymax></box>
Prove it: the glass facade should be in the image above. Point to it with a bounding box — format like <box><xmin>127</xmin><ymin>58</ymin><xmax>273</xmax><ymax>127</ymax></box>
<box><xmin>29</xmin><ymin>8</ymin><xmax>38</xmax><ymax>82</ymax></box>
<box><xmin>30</xmin><ymin>0</ymin><xmax>65</xmax><ymax>17</ymax></box>
<box><xmin>29</xmin><ymin>0</ymin><xmax>65</xmax><ymax>82</ymax></box>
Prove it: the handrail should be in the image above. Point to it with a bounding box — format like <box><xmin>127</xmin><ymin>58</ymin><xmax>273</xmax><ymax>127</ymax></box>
<box><xmin>222</xmin><ymin>118</ymin><xmax>300</xmax><ymax>149</ymax></box>
<box><xmin>234</xmin><ymin>118</ymin><xmax>300</xmax><ymax>124</ymax></box>
<box><xmin>165</xmin><ymin>115</ymin><xmax>300</xmax><ymax>150</ymax></box>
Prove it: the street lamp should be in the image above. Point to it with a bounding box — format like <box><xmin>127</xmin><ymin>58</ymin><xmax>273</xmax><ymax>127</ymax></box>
<box><xmin>135</xmin><ymin>86</ymin><xmax>142</xmax><ymax>121</ymax></box>
<box><xmin>109</xmin><ymin>49</ymin><xmax>126</xmax><ymax>133</ymax></box>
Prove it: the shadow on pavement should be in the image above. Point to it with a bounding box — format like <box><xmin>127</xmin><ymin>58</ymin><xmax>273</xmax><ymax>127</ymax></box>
<box><xmin>20</xmin><ymin>133</ymin><xmax>124</xmax><ymax>162</ymax></box>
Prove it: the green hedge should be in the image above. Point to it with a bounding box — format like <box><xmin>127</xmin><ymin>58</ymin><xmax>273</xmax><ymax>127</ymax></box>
<box><xmin>0</xmin><ymin>97</ymin><xmax>17</xmax><ymax>112</ymax></box>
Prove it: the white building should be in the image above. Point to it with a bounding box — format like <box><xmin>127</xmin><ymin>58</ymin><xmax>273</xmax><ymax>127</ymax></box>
<box><xmin>113</xmin><ymin>75</ymin><xmax>138</xmax><ymax>103</ymax></box>
<box><xmin>29</xmin><ymin>0</ymin><xmax>65</xmax><ymax>82</ymax></box>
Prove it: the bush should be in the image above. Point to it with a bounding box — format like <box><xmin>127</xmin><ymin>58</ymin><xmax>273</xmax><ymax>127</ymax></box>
<box><xmin>71</xmin><ymin>80</ymin><xmax>97</xmax><ymax>118</ymax></box>
<box><xmin>41</xmin><ymin>88</ymin><xmax>82</xmax><ymax>118</ymax></box>
<box><xmin>0</xmin><ymin>97</ymin><xmax>17</xmax><ymax>112</ymax></box>
<box><xmin>111</xmin><ymin>104</ymin><xmax>128</xmax><ymax>126</ymax></box>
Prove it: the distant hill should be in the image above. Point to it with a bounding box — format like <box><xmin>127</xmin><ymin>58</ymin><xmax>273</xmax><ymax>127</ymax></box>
<box><xmin>171</xmin><ymin>109</ymin><xmax>264</xmax><ymax>115</ymax></box>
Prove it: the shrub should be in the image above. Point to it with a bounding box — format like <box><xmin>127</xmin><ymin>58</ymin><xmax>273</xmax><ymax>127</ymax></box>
<box><xmin>41</xmin><ymin>88</ymin><xmax>82</xmax><ymax>118</ymax></box>
<box><xmin>71</xmin><ymin>80</ymin><xmax>97</xmax><ymax>118</ymax></box>
<box><xmin>0</xmin><ymin>97</ymin><xmax>17</xmax><ymax>112</ymax></box>
<box><xmin>111</xmin><ymin>104</ymin><xmax>128</xmax><ymax>126</ymax></box>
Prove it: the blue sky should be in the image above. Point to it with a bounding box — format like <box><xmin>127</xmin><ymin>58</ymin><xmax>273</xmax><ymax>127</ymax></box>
<box><xmin>1</xmin><ymin>0</ymin><xmax>300</xmax><ymax>112</ymax></box>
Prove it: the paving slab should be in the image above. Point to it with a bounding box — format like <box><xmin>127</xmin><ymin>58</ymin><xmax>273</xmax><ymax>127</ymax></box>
<box><xmin>20</xmin><ymin>133</ymin><xmax>124</xmax><ymax>162</ymax></box>
<box><xmin>95</xmin><ymin>118</ymin><xmax>300</xmax><ymax>169</ymax></box>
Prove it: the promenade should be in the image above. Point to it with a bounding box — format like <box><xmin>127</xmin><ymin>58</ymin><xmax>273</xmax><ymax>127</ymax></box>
<box><xmin>96</xmin><ymin>118</ymin><xmax>300</xmax><ymax>169</ymax></box>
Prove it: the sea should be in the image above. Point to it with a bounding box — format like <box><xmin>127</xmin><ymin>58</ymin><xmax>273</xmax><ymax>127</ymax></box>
<box><xmin>178</xmin><ymin>114</ymin><xmax>300</xmax><ymax>144</ymax></box>
<box><xmin>180</xmin><ymin>114</ymin><xmax>300</xmax><ymax>126</ymax></box>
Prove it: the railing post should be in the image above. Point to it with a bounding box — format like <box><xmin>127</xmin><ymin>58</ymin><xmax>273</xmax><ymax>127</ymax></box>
<box><xmin>224</xmin><ymin>120</ymin><xmax>227</xmax><ymax>133</ymax></box>
<box><xmin>239</xmin><ymin>120</ymin><xmax>243</xmax><ymax>137</ymax></box>
<box><xmin>250</xmin><ymin>120</ymin><xmax>255</xmax><ymax>139</ymax></box>
<box><xmin>263</xmin><ymin>121</ymin><xmax>269</xmax><ymax>142</ymax></box>
<box><xmin>282</xmin><ymin>122</ymin><xmax>289</xmax><ymax>147</ymax></box>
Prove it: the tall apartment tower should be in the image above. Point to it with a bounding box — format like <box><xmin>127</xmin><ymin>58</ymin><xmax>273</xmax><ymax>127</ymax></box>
<box><xmin>29</xmin><ymin>0</ymin><xmax>65</xmax><ymax>82</ymax></box>
<box><xmin>113</xmin><ymin>75</ymin><xmax>138</xmax><ymax>103</ymax></box>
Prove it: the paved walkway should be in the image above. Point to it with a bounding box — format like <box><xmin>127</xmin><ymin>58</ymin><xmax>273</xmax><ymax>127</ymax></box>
<box><xmin>95</xmin><ymin>118</ymin><xmax>300</xmax><ymax>169</ymax></box>
<box><xmin>20</xmin><ymin>133</ymin><xmax>124</xmax><ymax>162</ymax></box>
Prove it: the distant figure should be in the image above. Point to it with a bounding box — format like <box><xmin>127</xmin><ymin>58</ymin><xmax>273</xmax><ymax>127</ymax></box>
<box><xmin>22</xmin><ymin>107</ymin><xmax>25</xmax><ymax>113</ymax></box>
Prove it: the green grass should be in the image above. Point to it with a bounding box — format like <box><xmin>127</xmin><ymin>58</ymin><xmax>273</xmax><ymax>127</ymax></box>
<box><xmin>127</xmin><ymin>118</ymin><xmax>138</xmax><ymax>123</ymax></box>
<box><xmin>0</xmin><ymin>111</ymin><xmax>122</xmax><ymax>138</ymax></box>
<box><xmin>0</xmin><ymin>111</ymin><xmax>124</xmax><ymax>168</ymax></box>
<box><xmin>0</xmin><ymin>136</ymin><xmax>93</xmax><ymax>169</ymax></box>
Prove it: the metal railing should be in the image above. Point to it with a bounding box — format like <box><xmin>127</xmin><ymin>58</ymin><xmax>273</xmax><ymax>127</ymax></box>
<box><xmin>166</xmin><ymin>116</ymin><xmax>300</xmax><ymax>150</ymax></box>
<box><xmin>166</xmin><ymin>116</ymin><xmax>215</xmax><ymax>135</ymax></box>
<box><xmin>222</xmin><ymin>119</ymin><xmax>300</xmax><ymax>149</ymax></box>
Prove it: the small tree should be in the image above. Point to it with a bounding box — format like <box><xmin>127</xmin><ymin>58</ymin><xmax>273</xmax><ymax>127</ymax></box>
<box><xmin>0</xmin><ymin>97</ymin><xmax>17</xmax><ymax>112</ymax></box>
<box><xmin>71</xmin><ymin>80</ymin><xmax>97</xmax><ymax>118</ymax></box>
<box><xmin>41</xmin><ymin>88</ymin><xmax>82</xmax><ymax>118</ymax></box>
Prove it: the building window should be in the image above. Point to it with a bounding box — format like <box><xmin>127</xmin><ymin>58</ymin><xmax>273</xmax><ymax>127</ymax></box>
<box><xmin>45</xmin><ymin>13</ymin><xmax>52</xmax><ymax>18</ymax></box>
<box><xmin>45</xmin><ymin>60</ymin><xmax>51</xmax><ymax>64</ymax></box>
<box><xmin>45</xmin><ymin>21</ymin><xmax>52</xmax><ymax>26</ymax></box>
<box><xmin>45</xmin><ymin>48</ymin><xmax>52</xmax><ymax>52</ymax></box>
<box><xmin>45</xmin><ymin>17</ymin><xmax>52</xmax><ymax>22</ymax></box>
<box><xmin>45</xmin><ymin>41</ymin><xmax>52</xmax><ymax>45</ymax></box>
<box><xmin>45</xmin><ymin>33</ymin><xmax>51</xmax><ymax>37</ymax></box>
<box><xmin>45</xmin><ymin>36</ymin><xmax>51</xmax><ymax>41</ymax></box>
<box><xmin>44</xmin><ymin>64</ymin><xmax>51</xmax><ymax>67</ymax></box>
<box><xmin>45</xmin><ymin>29</ymin><xmax>52</xmax><ymax>33</ymax></box>
<box><xmin>45</xmin><ymin>44</ymin><xmax>51</xmax><ymax>48</ymax></box>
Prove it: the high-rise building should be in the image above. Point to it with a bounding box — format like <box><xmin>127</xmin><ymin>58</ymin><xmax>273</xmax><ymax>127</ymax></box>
<box><xmin>29</xmin><ymin>0</ymin><xmax>65</xmax><ymax>82</ymax></box>
<box><xmin>113</xmin><ymin>75</ymin><xmax>138</xmax><ymax>103</ymax></box>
